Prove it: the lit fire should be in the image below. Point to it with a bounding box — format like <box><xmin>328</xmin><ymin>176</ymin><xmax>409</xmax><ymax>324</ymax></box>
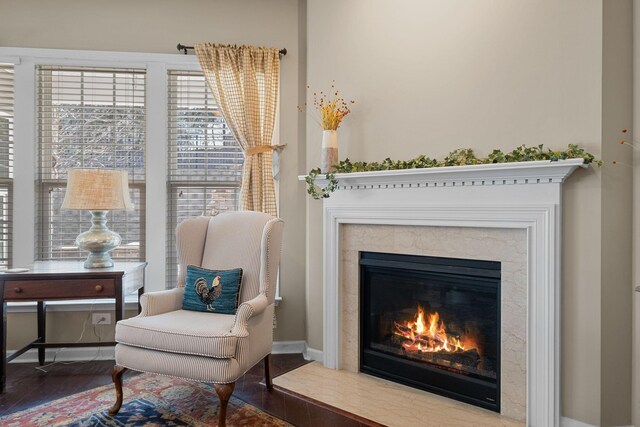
<box><xmin>394</xmin><ymin>306</ymin><xmax>476</xmax><ymax>353</ymax></box>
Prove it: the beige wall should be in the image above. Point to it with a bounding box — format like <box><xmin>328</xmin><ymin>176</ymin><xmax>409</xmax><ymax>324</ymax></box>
<box><xmin>7</xmin><ymin>309</ymin><xmax>139</xmax><ymax>350</ymax></box>
<box><xmin>633</xmin><ymin>2</ymin><xmax>640</xmax><ymax>426</ymax></box>
<box><xmin>0</xmin><ymin>0</ymin><xmax>307</xmax><ymax>343</ymax></box>
<box><xmin>306</xmin><ymin>0</ymin><xmax>632</xmax><ymax>425</ymax></box>
<box><xmin>601</xmin><ymin>2</ymin><xmax>634</xmax><ymax>424</ymax></box>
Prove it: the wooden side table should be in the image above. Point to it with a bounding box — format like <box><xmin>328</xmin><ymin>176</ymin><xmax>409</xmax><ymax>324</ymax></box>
<box><xmin>0</xmin><ymin>261</ymin><xmax>147</xmax><ymax>393</ymax></box>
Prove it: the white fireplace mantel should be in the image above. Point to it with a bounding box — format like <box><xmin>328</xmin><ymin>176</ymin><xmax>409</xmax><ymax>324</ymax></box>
<box><xmin>300</xmin><ymin>159</ymin><xmax>587</xmax><ymax>427</ymax></box>
<box><xmin>305</xmin><ymin>158</ymin><xmax>586</xmax><ymax>190</ymax></box>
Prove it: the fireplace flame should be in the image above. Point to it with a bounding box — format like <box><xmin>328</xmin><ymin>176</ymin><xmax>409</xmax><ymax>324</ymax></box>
<box><xmin>394</xmin><ymin>306</ymin><xmax>477</xmax><ymax>354</ymax></box>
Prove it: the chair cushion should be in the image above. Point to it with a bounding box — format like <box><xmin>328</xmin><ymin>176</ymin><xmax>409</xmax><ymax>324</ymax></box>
<box><xmin>115</xmin><ymin>310</ymin><xmax>238</xmax><ymax>358</ymax></box>
<box><xmin>182</xmin><ymin>265</ymin><xmax>243</xmax><ymax>315</ymax></box>
<box><xmin>115</xmin><ymin>344</ymin><xmax>243</xmax><ymax>384</ymax></box>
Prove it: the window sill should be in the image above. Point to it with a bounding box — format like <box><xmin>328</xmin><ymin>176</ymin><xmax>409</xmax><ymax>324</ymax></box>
<box><xmin>8</xmin><ymin>295</ymin><xmax>282</xmax><ymax>312</ymax></box>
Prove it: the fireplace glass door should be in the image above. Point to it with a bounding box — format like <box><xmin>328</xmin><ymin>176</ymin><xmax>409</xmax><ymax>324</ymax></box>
<box><xmin>360</xmin><ymin>252</ymin><xmax>500</xmax><ymax>411</ymax></box>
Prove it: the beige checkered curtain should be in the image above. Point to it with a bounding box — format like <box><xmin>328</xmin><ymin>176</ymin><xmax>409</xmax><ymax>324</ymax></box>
<box><xmin>195</xmin><ymin>43</ymin><xmax>280</xmax><ymax>216</ymax></box>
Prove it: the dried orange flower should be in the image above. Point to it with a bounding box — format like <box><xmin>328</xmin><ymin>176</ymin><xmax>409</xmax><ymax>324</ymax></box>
<box><xmin>307</xmin><ymin>83</ymin><xmax>355</xmax><ymax>130</ymax></box>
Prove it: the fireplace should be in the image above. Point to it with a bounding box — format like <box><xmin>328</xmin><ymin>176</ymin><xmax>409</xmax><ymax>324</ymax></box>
<box><xmin>359</xmin><ymin>251</ymin><xmax>501</xmax><ymax>411</ymax></box>
<box><xmin>312</xmin><ymin>160</ymin><xmax>583</xmax><ymax>424</ymax></box>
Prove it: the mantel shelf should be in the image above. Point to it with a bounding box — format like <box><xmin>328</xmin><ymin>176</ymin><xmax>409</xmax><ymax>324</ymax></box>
<box><xmin>298</xmin><ymin>158</ymin><xmax>587</xmax><ymax>190</ymax></box>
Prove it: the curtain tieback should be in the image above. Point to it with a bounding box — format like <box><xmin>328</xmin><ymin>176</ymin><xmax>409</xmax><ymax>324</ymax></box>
<box><xmin>245</xmin><ymin>144</ymin><xmax>287</xmax><ymax>156</ymax></box>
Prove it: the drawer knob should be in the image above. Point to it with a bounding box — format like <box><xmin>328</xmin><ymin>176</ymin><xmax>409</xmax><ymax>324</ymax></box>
<box><xmin>95</xmin><ymin>285</ymin><xmax>104</xmax><ymax>292</ymax></box>
<box><xmin>13</xmin><ymin>287</ymin><xmax>22</xmax><ymax>294</ymax></box>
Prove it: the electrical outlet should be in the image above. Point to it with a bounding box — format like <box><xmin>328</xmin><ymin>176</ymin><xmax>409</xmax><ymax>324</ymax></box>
<box><xmin>92</xmin><ymin>313</ymin><xmax>112</xmax><ymax>325</ymax></box>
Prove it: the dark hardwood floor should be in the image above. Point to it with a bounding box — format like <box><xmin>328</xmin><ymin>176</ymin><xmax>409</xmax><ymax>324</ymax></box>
<box><xmin>0</xmin><ymin>353</ymin><xmax>382</xmax><ymax>427</ymax></box>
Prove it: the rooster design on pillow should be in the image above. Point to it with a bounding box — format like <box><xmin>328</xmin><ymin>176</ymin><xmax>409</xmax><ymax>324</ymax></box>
<box><xmin>194</xmin><ymin>275</ymin><xmax>222</xmax><ymax>311</ymax></box>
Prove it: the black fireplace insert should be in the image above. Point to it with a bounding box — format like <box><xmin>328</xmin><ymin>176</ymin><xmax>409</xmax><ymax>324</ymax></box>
<box><xmin>360</xmin><ymin>251</ymin><xmax>501</xmax><ymax>411</ymax></box>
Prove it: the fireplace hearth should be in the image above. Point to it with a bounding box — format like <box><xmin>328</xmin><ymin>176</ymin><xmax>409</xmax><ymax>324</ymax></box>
<box><xmin>360</xmin><ymin>251</ymin><xmax>501</xmax><ymax>411</ymax></box>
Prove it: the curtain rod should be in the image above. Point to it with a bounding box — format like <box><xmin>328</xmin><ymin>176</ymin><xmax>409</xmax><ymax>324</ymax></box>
<box><xmin>177</xmin><ymin>43</ymin><xmax>287</xmax><ymax>56</ymax></box>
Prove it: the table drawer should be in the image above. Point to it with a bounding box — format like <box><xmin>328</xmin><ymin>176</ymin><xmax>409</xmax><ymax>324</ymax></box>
<box><xmin>3</xmin><ymin>279</ymin><xmax>116</xmax><ymax>300</ymax></box>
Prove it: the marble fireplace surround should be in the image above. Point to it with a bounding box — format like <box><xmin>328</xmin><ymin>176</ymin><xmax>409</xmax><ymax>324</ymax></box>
<box><xmin>308</xmin><ymin>158</ymin><xmax>586</xmax><ymax>427</ymax></box>
<box><xmin>340</xmin><ymin>224</ymin><xmax>527</xmax><ymax>421</ymax></box>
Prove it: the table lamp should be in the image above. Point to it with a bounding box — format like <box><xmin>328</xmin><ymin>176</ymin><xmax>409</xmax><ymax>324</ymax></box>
<box><xmin>61</xmin><ymin>168</ymin><xmax>134</xmax><ymax>268</ymax></box>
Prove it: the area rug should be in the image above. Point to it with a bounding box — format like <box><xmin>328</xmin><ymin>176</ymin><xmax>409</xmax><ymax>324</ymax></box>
<box><xmin>0</xmin><ymin>373</ymin><xmax>292</xmax><ymax>426</ymax></box>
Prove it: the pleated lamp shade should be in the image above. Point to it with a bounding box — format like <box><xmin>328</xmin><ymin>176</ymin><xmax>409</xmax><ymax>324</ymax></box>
<box><xmin>62</xmin><ymin>168</ymin><xmax>134</xmax><ymax>211</ymax></box>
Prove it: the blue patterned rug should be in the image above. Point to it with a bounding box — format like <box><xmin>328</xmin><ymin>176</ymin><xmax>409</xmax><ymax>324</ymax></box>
<box><xmin>70</xmin><ymin>398</ymin><xmax>192</xmax><ymax>426</ymax></box>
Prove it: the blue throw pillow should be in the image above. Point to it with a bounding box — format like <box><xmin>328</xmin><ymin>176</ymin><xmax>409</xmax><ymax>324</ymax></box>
<box><xmin>183</xmin><ymin>265</ymin><xmax>243</xmax><ymax>315</ymax></box>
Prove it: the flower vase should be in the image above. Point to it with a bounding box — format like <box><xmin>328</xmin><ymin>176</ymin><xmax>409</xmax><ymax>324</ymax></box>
<box><xmin>321</xmin><ymin>130</ymin><xmax>338</xmax><ymax>173</ymax></box>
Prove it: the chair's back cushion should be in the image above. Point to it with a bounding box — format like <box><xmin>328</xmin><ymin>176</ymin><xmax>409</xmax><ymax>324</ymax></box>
<box><xmin>198</xmin><ymin>211</ymin><xmax>283</xmax><ymax>304</ymax></box>
<box><xmin>175</xmin><ymin>216</ymin><xmax>210</xmax><ymax>289</ymax></box>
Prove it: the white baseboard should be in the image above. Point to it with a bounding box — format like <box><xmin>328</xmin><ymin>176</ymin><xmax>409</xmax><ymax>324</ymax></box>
<box><xmin>272</xmin><ymin>340</ymin><xmax>306</xmax><ymax>354</ymax></box>
<box><xmin>561</xmin><ymin>417</ymin><xmax>596</xmax><ymax>427</ymax></box>
<box><xmin>303</xmin><ymin>344</ymin><xmax>323</xmax><ymax>362</ymax></box>
<box><xmin>8</xmin><ymin>347</ymin><xmax>115</xmax><ymax>363</ymax></box>
<box><xmin>561</xmin><ymin>416</ymin><xmax>634</xmax><ymax>427</ymax></box>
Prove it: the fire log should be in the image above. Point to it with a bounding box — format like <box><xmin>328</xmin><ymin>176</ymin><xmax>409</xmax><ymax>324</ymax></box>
<box><xmin>429</xmin><ymin>348</ymin><xmax>481</xmax><ymax>367</ymax></box>
<box><xmin>394</xmin><ymin>323</ymin><xmax>412</xmax><ymax>335</ymax></box>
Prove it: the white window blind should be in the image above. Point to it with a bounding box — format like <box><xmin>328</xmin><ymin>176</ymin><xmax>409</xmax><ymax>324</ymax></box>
<box><xmin>0</xmin><ymin>64</ymin><xmax>13</xmax><ymax>268</ymax></box>
<box><xmin>166</xmin><ymin>70</ymin><xmax>243</xmax><ymax>287</ymax></box>
<box><xmin>36</xmin><ymin>65</ymin><xmax>146</xmax><ymax>261</ymax></box>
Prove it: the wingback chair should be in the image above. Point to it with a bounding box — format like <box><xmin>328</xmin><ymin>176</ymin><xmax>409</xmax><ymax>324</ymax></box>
<box><xmin>108</xmin><ymin>211</ymin><xmax>284</xmax><ymax>426</ymax></box>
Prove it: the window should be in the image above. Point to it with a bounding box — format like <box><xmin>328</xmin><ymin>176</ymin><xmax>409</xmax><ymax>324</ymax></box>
<box><xmin>0</xmin><ymin>64</ymin><xmax>13</xmax><ymax>268</ymax></box>
<box><xmin>36</xmin><ymin>66</ymin><xmax>146</xmax><ymax>261</ymax></box>
<box><xmin>166</xmin><ymin>70</ymin><xmax>243</xmax><ymax>287</ymax></box>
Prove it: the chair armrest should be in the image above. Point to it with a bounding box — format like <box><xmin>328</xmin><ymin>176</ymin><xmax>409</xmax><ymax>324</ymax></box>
<box><xmin>230</xmin><ymin>293</ymin><xmax>268</xmax><ymax>337</ymax></box>
<box><xmin>139</xmin><ymin>287</ymin><xmax>184</xmax><ymax>317</ymax></box>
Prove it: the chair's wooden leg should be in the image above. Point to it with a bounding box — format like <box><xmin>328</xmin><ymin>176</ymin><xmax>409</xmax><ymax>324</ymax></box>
<box><xmin>213</xmin><ymin>382</ymin><xmax>235</xmax><ymax>427</ymax></box>
<box><xmin>264</xmin><ymin>354</ymin><xmax>273</xmax><ymax>391</ymax></box>
<box><xmin>108</xmin><ymin>365</ymin><xmax>128</xmax><ymax>416</ymax></box>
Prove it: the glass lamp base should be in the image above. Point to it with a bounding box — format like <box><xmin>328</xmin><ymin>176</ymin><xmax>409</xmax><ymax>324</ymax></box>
<box><xmin>83</xmin><ymin>252</ymin><xmax>115</xmax><ymax>269</ymax></box>
<box><xmin>76</xmin><ymin>210</ymin><xmax>121</xmax><ymax>269</ymax></box>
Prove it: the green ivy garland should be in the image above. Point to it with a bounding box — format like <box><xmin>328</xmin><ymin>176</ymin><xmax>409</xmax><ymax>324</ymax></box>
<box><xmin>305</xmin><ymin>144</ymin><xmax>601</xmax><ymax>199</ymax></box>
<box><xmin>305</xmin><ymin>168</ymin><xmax>338</xmax><ymax>199</ymax></box>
